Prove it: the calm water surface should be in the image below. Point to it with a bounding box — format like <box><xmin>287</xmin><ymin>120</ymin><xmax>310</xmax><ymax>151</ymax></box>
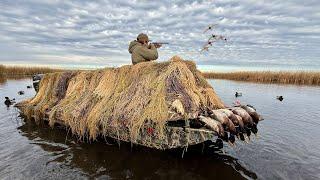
<box><xmin>0</xmin><ymin>78</ymin><xmax>320</xmax><ymax>179</ymax></box>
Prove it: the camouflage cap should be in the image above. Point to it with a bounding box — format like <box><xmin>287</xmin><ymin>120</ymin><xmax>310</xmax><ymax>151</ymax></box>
<box><xmin>137</xmin><ymin>33</ymin><xmax>149</xmax><ymax>42</ymax></box>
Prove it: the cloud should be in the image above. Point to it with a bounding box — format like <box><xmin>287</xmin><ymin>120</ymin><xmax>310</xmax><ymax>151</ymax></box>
<box><xmin>0</xmin><ymin>0</ymin><xmax>319</xmax><ymax>69</ymax></box>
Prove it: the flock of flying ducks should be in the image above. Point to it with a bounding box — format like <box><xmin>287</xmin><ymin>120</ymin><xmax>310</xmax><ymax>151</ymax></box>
<box><xmin>201</xmin><ymin>24</ymin><xmax>227</xmax><ymax>52</ymax></box>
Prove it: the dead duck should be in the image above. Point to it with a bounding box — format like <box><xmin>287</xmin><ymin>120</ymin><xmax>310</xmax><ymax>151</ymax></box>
<box><xmin>276</xmin><ymin>96</ymin><xmax>284</xmax><ymax>101</ymax></box>
<box><xmin>221</xmin><ymin>131</ymin><xmax>229</xmax><ymax>142</ymax></box>
<box><xmin>218</xmin><ymin>109</ymin><xmax>245</xmax><ymax>132</ymax></box>
<box><xmin>247</xmin><ymin>104</ymin><xmax>256</xmax><ymax>110</ymax></box>
<box><xmin>241</xmin><ymin>105</ymin><xmax>262</xmax><ymax>124</ymax></box>
<box><xmin>18</xmin><ymin>91</ymin><xmax>25</xmax><ymax>95</ymax></box>
<box><xmin>251</xmin><ymin>124</ymin><xmax>258</xmax><ymax>135</ymax></box>
<box><xmin>4</xmin><ymin>97</ymin><xmax>15</xmax><ymax>106</ymax></box>
<box><xmin>229</xmin><ymin>133</ymin><xmax>236</xmax><ymax>144</ymax></box>
<box><xmin>215</xmin><ymin>138</ymin><xmax>224</xmax><ymax>149</ymax></box>
<box><xmin>238</xmin><ymin>133</ymin><xmax>245</xmax><ymax>141</ymax></box>
<box><xmin>231</xmin><ymin>107</ymin><xmax>254</xmax><ymax>127</ymax></box>
<box><xmin>210</xmin><ymin>110</ymin><xmax>237</xmax><ymax>135</ymax></box>
<box><xmin>198</xmin><ymin>116</ymin><xmax>225</xmax><ymax>137</ymax></box>
<box><xmin>234</xmin><ymin>114</ymin><xmax>245</xmax><ymax>131</ymax></box>
<box><xmin>227</xmin><ymin>118</ymin><xmax>237</xmax><ymax>135</ymax></box>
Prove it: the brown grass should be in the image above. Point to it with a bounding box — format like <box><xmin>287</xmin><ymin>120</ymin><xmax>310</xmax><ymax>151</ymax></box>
<box><xmin>202</xmin><ymin>71</ymin><xmax>320</xmax><ymax>86</ymax></box>
<box><xmin>0</xmin><ymin>65</ymin><xmax>5</xmax><ymax>83</ymax></box>
<box><xmin>0</xmin><ymin>76</ymin><xmax>5</xmax><ymax>84</ymax></box>
<box><xmin>0</xmin><ymin>64</ymin><xmax>64</xmax><ymax>77</ymax></box>
<box><xmin>16</xmin><ymin>56</ymin><xmax>224</xmax><ymax>149</ymax></box>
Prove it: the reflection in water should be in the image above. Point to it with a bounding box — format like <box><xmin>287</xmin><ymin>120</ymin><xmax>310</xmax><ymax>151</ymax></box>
<box><xmin>0</xmin><ymin>77</ymin><xmax>5</xmax><ymax>84</ymax></box>
<box><xmin>0</xmin><ymin>76</ymin><xmax>30</xmax><ymax>84</ymax></box>
<box><xmin>17</xmin><ymin>119</ymin><xmax>256</xmax><ymax>179</ymax></box>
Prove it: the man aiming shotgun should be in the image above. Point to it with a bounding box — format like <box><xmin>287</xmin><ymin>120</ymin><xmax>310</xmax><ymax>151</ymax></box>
<box><xmin>128</xmin><ymin>33</ymin><xmax>167</xmax><ymax>65</ymax></box>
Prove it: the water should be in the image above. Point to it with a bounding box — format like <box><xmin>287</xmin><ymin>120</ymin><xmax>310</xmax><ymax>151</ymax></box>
<box><xmin>1</xmin><ymin>78</ymin><xmax>320</xmax><ymax>179</ymax></box>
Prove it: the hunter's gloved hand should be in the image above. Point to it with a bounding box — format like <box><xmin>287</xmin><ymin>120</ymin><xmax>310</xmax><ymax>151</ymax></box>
<box><xmin>148</xmin><ymin>43</ymin><xmax>156</xmax><ymax>49</ymax></box>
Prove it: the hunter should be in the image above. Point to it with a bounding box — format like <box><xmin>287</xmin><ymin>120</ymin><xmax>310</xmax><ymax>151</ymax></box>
<box><xmin>128</xmin><ymin>33</ymin><xmax>161</xmax><ymax>65</ymax></box>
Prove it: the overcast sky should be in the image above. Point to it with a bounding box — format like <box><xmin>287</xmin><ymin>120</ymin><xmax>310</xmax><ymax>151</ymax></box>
<box><xmin>0</xmin><ymin>0</ymin><xmax>319</xmax><ymax>69</ymax></box>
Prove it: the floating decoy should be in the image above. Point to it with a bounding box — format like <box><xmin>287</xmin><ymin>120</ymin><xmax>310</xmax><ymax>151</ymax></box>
<box><xmin>4</xmin><ymin>97</ymin><xmax>11</xmax><ymax>106</ymax></box>
<box><xmin>276</xmin><ymin>96</ymin><xmax>284</xmax><ymax>101</ymax></box>
<box><xmin>235</xmin><ymin>92</ymin><xmax>242</xmax><ymax>97</ymax></box>
<box><xmin>4</xmin><ymin>97</ymin><xmax>15</xmax><ymax>106</ymax></box>
<box><xmin>27</xmin><ymin>85</ymin><xmax>32</xmax><ymax>89</ymax></box>
<box><xmin>18</xmin><ymin>91</ymin><xmax>25</xmax><ymax>95</ymax></box>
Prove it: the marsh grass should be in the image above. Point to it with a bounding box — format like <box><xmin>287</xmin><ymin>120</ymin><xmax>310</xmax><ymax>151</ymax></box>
<box><xmin>0</xmin><ymin>64</ymin><xmax>64</xmax><ymax>77</ymax></box>
<box><xmin>202</xmin><ymin>71</ymin><xmax>320</xmax><ymax>86</ymax></box>
<box><xmin>0</xmin><ymin>76</ymin><xmax>5</xmax><ymax>84</ymax></box>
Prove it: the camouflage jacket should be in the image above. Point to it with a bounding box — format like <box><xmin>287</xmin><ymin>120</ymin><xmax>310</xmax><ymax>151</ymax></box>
<box><xmin>128</xmin><ymin>40</ymin><xmax>158</xmax><ymax>65</ymax></box>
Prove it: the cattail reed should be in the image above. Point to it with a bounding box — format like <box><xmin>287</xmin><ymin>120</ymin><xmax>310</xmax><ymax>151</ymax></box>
<box><xmin>0</xmin><ymin>64</ymin><xmax>64</xmax><ymax>77</ymax></box>
<box><xmin>202</xmin><ymin>71</ymin><xmax>320</xmax><ymax>86</ymax></box>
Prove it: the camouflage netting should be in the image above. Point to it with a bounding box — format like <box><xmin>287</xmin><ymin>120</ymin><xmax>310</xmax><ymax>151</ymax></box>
<box><xmin>17</xmin><ymin>56</ymin><xmax>224</xmax><ymax>147</ymax></box>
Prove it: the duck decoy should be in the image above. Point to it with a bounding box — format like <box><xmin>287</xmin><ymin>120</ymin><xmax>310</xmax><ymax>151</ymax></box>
<box><xmin>18</xmin><ymin>91</ymin><xmax>25</xmax><ymax>95</ymax></box>
<box><xmin>235</xmin><ymin>92</ymin><xmax>242</xmax><ymax>97</ymax></box>
<box><xmin>276</xmin><ymin>96</ymin><xmax>284</xmax><ymax>101</ymax></box>
<box><xmin>4</xmin><ymin>97</ymin><xmax>15</xmax><ymax>106</ymax></box>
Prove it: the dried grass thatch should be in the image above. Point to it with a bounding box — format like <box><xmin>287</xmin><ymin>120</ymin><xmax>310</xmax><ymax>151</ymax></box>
<box><xmin>17</xmin><ymin>56</ymin><xmax>224</xmax><ymax>148</ymax></box>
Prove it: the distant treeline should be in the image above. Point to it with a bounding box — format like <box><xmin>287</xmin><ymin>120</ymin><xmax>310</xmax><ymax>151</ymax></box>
<box><xmin>0</xmin><ymin>64</ymin><xmax>64</xmax><ymax>77</ymax></box>
<box><xmin>202</xmin><ymin>71</ymin><xmax>320</xmax><ymax>86</ymax></box>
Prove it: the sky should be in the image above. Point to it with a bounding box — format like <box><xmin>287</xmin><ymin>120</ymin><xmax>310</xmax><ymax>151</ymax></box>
<box><xmin>0</xmin><ymin>0</ymin><xmax>319</xmax><ymax>71</ymax></box>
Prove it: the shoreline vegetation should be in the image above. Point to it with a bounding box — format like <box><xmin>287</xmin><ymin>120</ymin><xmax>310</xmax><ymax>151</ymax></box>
<box><xmin>202</xmin><ymin>71</ymin><xmax>320</xmax><ymax>86</ymax></box>
<box><xmin>0</xmin><ymin>64</ymin><xmax>63</xmax><ymax>77</ymax></box>
<box><xmin>1</xmin><ymin>64</ymin><xmax>319</xmax><ymax>86</ymax></box>
<box><xmin>0</xmin><ymin>64</ymin><xmax>64</xmax><ymax>84</ymax></box>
